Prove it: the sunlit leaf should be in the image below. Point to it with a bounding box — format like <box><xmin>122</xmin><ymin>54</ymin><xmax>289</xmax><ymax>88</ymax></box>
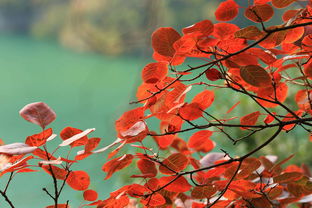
<box><xmin>215</xmin><ymin>0</ymin><xmax>239</xmax><ymax>21</ymax></box>
<box><xmin>152</xmin><ymin>27</ymin><xmax>181</xmax><ymax>57</ymax></box>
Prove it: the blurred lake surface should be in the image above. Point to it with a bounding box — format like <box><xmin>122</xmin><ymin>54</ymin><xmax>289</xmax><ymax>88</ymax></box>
<box><xmin>0</xmin><ymin>34</ymin><xmax>146</xmax><ymax>207</ymax></box>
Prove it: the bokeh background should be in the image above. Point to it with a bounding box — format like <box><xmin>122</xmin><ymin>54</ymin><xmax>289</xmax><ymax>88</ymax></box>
<box><xmin>0</xmin><ymin>0</ymin><xmax>310</xmax><ymax>207</ymax></box>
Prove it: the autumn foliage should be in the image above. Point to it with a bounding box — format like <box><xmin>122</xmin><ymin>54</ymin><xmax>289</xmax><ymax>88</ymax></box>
<box><xmin>0</xmin><ymin>0</ymin><xmax>312</xmax><ymax>207</ymax></box>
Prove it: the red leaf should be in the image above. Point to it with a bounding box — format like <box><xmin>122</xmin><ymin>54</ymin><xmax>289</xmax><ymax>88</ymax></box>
<box><xmin>102</xmin><ymin>154</ymin><xmax>133</xmax><ymax>179</ymax></box>
<box><xmin>135</xmin><ymin>159</ymin><xmax>157</xmax><ymax>178</ymax></box>
<box><xmin>16</xmin><ymin>168</ymin><xmax>38</xmax><ymax>173</ymax></box>
<box><xmin>152</xmin><ymin>27</ymin><xmax>181</xmax><ymax>57</ymax></box>
<box><xmin>240</xmin><ymin>65</ymin><xmax>272</xmax><ymax>87</ymax></box>
<box><xmin>213</xmin><ymin>23</ymin><xmax>240</xmax><ymax>40</ymax></box>
<box><xmin>182</xmin><ymin>20</ymin><xmax>214</xmax><ymax>36</ymax></box>
<box><xmin>188</xmin><ymin>130</ymin><xmax>215</xmax><ymax>153</ymax></box>
<box><xmin>256</xmin><ymin>82</ymin><xmax>288</xmax><ymax>108</ymax></box>
<box><xmin>244</xmin><ymin>4</ymin><xmax>274</xmax><ymax>22</ymax></box>
<box><xmin>66</xmin><ymin>170</ymin><xmax>90</xmax><ymax>191</ymax></box>
<box><xmin>33</xmin><ymin>148</ymin><xmax>56</xmax><ymax>160</ymax></box>
<box><xmin>141</xmin><ymin>62</ymin><xmax>168</xmax><ymax>84</ymax></box>
<box><xmin>284</xmin><ymin>27</ymin><xmax>304</xmax><ymax>44</ymax></box>
<box><xmin>42</xmin><ymin>165</ymin><xmax>67</xmax><ymax>180</ymax></box>
<box><xmin>152</xmin><ymin>134</ymin><xmax>176</xmax><ymax>149</ymax></box>
<box><xmin>179</xmin><ymin>103</ymin><xmax>203</xmax><ymax>120</ymax></box>
<box><xmin>115</xmin><ymin>107</ymin><xmax>145</xmax><ymax>139</ymax></box>
<box><xmin>159</xmin><ymin>176</ymin><xmax>192</xmax><ymax>192</ymax></box>
<box><xmin>282</xmin><ymin>111</ymin><xmax>303</xmax><ymax>131</ymax></box>
<box><xmin>191</xmin><ymin>186</ymin><xmax>217</xmax><ymax>199</ymax></box>
<box><xmin>19</xmin><ymin>102</ymin><xmax>56</xmax><ymax>129</ymax></box>
<box><xmin>254</xmin><ymin>0</ymin><xmax>271</xmax><ymax>4</ymax></box>
<box><xmin>25</xmin><ymin>128</ymin><xmax>53</xmax><ymax>147</ymax></box>
<box><xmin>264</xmin><ymin>112</ymin><xmax>276</xmax><ymax>124</ymax></box>
<box><xmin>159</xmin><ymin>153</ymin><xmax>189</xmax><ymax>174</ymax></box>
<box><xmin>215</xmin><ymin>0</ymin><xmax>239</xmax><ymax>21</ymax></box>
<box><xmin>295</xmin><ymin>90</ymin><xmax>312</xmax><ymax>111</ymax></box>
<box><xmin>85</xmin><ymin>137</ymin><xmax>101</xmax><ymax>153</ymax></box>
<box><xmin>83</xmin><ymin>189</ymin><xmax>98</xmax><ymax>201</ymax></box>
<box><xmin>192</xmin><ymin>90</ymin><xmax>215</xmax><ymax>110</ymax></box>
<box><xmin>272</xmin><ymin>0</ymin><xmax>296</xmax><ymax>8</ymax></box>
<box><xmin>142</xmin><ymin>193</ymin><xmax>166</xmax><ymax>207</ymax></box>
<box><xmin>235</xmin><ymin>26</ymin><xmax>263</xmax><ymax>40</ymax></box>
<box><xmin>205</xmin><ymin>68</ymin><xmax>222</xmax><ymax>81</ymax></box>
<box><xmin>240</xmin><ymin>111</ymin><xmax>261</xmax><ymax>129</ymax></box>
<box><xmin>60</xmin><ymin>127</ymin><xmax>89</xmax><ymax>147</ymax></box>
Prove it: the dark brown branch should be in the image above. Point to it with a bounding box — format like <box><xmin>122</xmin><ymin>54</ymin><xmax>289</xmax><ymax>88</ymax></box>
<box><xmin>0</xmin><ymin>190</ymin><xmax>15</xmax><ymax>208</ymax></box>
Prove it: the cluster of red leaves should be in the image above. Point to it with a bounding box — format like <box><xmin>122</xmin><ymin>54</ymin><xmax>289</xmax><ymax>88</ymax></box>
<box><xmin>99</xmin><ymin>0</ymin><xmax>312</xmax><ymax>207</ymax></box>
<box><xmin>0</xmin><ymin>1</ymin><xmax>312</xmax><ymax>208</ymax></box>
<box><xmin>0</xmin><ymin>102</ymin><xmax>103</xmax><ymax>207</ymax></box>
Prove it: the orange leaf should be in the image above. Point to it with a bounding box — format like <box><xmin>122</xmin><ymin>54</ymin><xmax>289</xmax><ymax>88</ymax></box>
<box><xmin>188</xmin><ymin>130</ymin><xmax>215</xmax><ymax>153</ymax></box>
<box><xmin>66</xmin><ymin>170</ymin><xmax>90</xmax><ymax>191</ymax></box>
<box><xmin>19</xmin><ymin>102</ymin><xmax>56</xmax><ymax>129</ymax></box>
<box><xmin>284</xmin><ymin>27</ymin><xmax>304</xmax><ymax>44</ymax></box>
<box><xmin>215</xmin><ymin>0</ymin><xmax>239</xmax><ymax>21</ymax></box>
<box><xmin>240</xmin><ymin>111</ymin><xmax>261</xmax><ymax>129</ymax></box>
<box><xmin>244</xmin><ymin>4</ymin><xmax>274</xmax><ymax>22</ymax></box>
<box><xmin>192</xmin><ymin>90</ymin><xmax>215</xmax><ymax>110</ymax></box>
<box><xmin>159</xmin><ymin>176</ymin><xmax>192</xmax><ymax>192</ymax></box>
<box><xmin>152</xmin><ymin>27</ymin><xmax>181</xmax><ymax>57</ymax></box>
<box><xmin>159</xmin><ymin>153</ymin><xmax>189</xmax><ymax>174</ymax></box>
<box><xmin>240</xmin><ymin>65</ymin><xmax>272</xmax><ymax>87</ymax></box>
<box><xmin>272</xmin><ymin>0</ymin><xmax>296</xmax><ymax>8</ymax></box>
<box><xmin>141</xmin><ymin>62</ymin><xmax>168</xmax><ymax>84</ymax></box>
<box><xmin>102</xmin><ymin>154</ymin><xmax>133</xmax><ymax>179</ymax></box>
<box><xmin>83</xmin><ymin>189</ymin><xmax>98</xmax><ymax>201</ymax></box>
<box><xmin>59</xmin><ymin>127</ymin><xmax>89</xmax><ymax>147</ymax></box>
<box><xmin>25</xmin><ymin>128</ymin><xmax>53</xmax><ymax>147</ymax></box>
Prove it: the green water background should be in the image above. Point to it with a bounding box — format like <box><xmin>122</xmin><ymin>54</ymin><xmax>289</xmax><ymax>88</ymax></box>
<box><xmin>0</xmin><ymin>34</ymin><xmax>148</xmax><ymax>207</ymax></box>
